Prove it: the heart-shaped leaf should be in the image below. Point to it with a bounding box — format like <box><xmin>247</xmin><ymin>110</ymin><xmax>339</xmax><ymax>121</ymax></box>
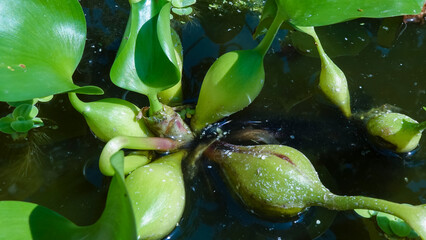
<box><xmin>0</xmin><ymin>151</ymin><xmax>137</xmax><ymax>240</ymax></box>
<box><xmin>274</xmin><ymin>0</ymin><xmax>424</xmax><ymax>27</ymax></box>
<box><xmin>0</xmin><ymin>0</ymin><xmax>103</xmax><ymax>102</ymax></box>
<box><xmin>110</xmin><ymin>1</ymin><xmax>180</xmax><ymax>98</ymax></box>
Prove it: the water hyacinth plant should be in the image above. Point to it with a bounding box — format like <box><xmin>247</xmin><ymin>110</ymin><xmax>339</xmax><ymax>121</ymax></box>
<box><xmin>0</xmin><ymin>0</ymin><xmax>424</xmax><ymax>239</ymax></box>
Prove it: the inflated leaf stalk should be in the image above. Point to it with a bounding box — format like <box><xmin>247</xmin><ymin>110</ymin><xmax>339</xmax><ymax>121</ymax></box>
<box><xmin>126</xmin><ymin>151</ymin><xmax>187</xmax><ymax>240</ymax></box>
<box><xmin>140</xmin><ymin>105</ymin><xmax>194</xmax><ymax>145</ymax></box>
<box><xmin>274</xmin><ymin>0</ymin><xmax>424</xmax><ymax>27</ymax></box>
<box><xmin>366</xmin><ymin>112</ymin><xmax>425</xmax><ymax>153</ymax></box>
<box><xmin>0</xmin><ymin>151</ymin><xmax>137</xmax><ymax>240</ymax></box>
<box><xmin>99</xmin><ymin>136</ymin><xmax>179</xmax><ymax>176</ymax></box>
<box><xmin>190</xmin><ymin>9</ymin><xmax>286</xmax><ymax>132</ymax></box>
<box><xmin>205</xmin><ymin>143</ymin><xmax>426</xmax><ymax>238</ymax></box>
<box><xmin>0</xmin><ymin>0</ymin><xmax>103</xmax><ymax>102</ymax></box>
<box><xmin>295</xmin><ymin>26</ymin><xmax>351</xmax><ymax>118</ymax></box>
<box><xmin>68</xmin><ymin>93</ymin><xmax>152</xmax><ymax>142</ymax></box>
<box><xmin>110</xmin><ymin>1</ymin><xmax>182</xmax><ymax>114</ymax></box>
<box><xmin>123</xmin><ymin>151</ymin><xmax>155</xmax><ymax>175</ymax></box>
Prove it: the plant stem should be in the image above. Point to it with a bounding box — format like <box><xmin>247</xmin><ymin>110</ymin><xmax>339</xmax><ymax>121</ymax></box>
<box><xmin>99</xmin><ymin>136</ymin><xmax>179</xmax><ymax>176</ymax></box>
<box><xmin>67</xmin><ymin>93</ymin><xmax>87</xmax><ymax>113</ymax></box>
<box><xmin>318</xmin><ymin>193</ymin><xmax>426</xmax><ymax>238</ymax></box>
<box><xmin>253</xmin><ymin>10</ymin><xmax>285</xmax><ymax>57</ymax></box>
<box><xmin>147</xmin><ymin>93</ymin><xmax>163</xmax><ymax>117</ymax></box>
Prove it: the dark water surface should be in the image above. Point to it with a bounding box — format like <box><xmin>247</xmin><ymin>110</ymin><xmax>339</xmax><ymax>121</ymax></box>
<box><xmin>0</xmin><ymin>0</ymin><xmax>425</xmax><ymax>239</ymax></box>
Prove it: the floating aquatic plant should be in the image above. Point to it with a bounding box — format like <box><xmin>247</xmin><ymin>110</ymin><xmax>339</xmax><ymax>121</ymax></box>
<box><xmin>205</xmin><ymin>143</ymin><xmax>426</xmax><ymax>237</ymax></box>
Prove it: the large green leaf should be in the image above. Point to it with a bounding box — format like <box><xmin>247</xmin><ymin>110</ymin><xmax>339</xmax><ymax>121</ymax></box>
<box><xmin>275</xmin><ymin>0</ymin><xmax>424</xmax><ymax>26</ymax></box>
<box><xmin>134</xmin><ymin>3</ymin><xmax>181</xmax><ymax>95</ymax></box>
<box><xmin>0</xmin><ymin>0</ymin><xmax>103</xmax><ymax>102</ymax></box>
<box><xmin>0</xmin><ymin>151</ymin><xmax>137</xmax><ymax>240</ymax></box>
<box><xmin>110</xmin><ymin>1</ymin><xmax>181</xmax><ymax>97</ymax></box>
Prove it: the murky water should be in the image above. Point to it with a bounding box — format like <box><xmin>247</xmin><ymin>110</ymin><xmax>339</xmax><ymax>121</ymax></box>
<box><xmin>0</xmin><ymin>0</ymin><xmax>425</xmax><ymax>239</ymax></box>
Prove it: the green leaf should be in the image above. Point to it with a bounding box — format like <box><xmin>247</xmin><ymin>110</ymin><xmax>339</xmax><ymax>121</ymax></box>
<box><xmin>0</xmin><ymin>116</ymin><xmax>15</xmax><ymax>134</ymax></box>
<box><xmin>191</xmin><ymin>50</ymin><xmax>265</xmax><ymax>132</ymax></box>
<box><xmin>134</xmin><ymin>3</ymin><xmax>181</xmax><ymax>95</ymax></box>
<box><xmin>376</xmin><ymin>212</ymin><xmax>396</xmax><ymax>235</ymax></box>
<box><xmin>10</xmin><ymin>120</ymin><xmax>34</xmax><ymax>133</ymax></box>
<box><xmin>389</xmin><ymin>216</ymin><xmax>412</xmax><ymax>237</ymax></box>
<box><xmin>0</xmin><ymin>0</ymin><xmax>103</xmax><ymax>102</ymax></box>
<box><xmin>274</xmin><ymin>0</ymin><xmax>424</xmax><ymax>26</ymax></box>
<box><xmin>126</xmin><ymin>151</ymin><xmax>186</xmax><ymax>239</ymax></box>
<box><xmin>172</xmin><ymin>0</ymin><xmax>196</xmax><ymax>8</ymax></box>
<box><xmin>110</xmin><ymin>0</ymin><xmax>171</xmax><ymax>96</ymax></box>
<box><xmin>7</xmin><ymin>100</ymin><xmax>36</xmax><ymax>107</ymax></box>
<box><xmin>354</xmin><ymin>209</ymin><xmax>373</xmax><ymax>218</ymax></box>
<box><xmin>172</xmin><ymin>7</ymin><xmax>193</xmax><ymax>16</ymax></box>
<box><xmin>32</xmin><ymin>118</ymin><xmax>44</xmax><ymax>128</ymax></box>
<box><xmin>0</xmin><ymin>152</ymin><xmax>137</xmax><ymax>240</ymax></box>
<box><xmin>13</xmin><ymin>104</ymin><xmax>38</xmax><ymax>120</ymax></box>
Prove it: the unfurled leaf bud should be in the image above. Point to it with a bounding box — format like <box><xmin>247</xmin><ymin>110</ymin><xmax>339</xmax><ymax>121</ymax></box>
<box><xmin>125</xmin><ymin>151</ymin><xmax>186</xmax><ymax>240</ymax></box>
<box><xmin>366</xmin><ymin>112</ymin><xmax>424</xmax><ymax>153</ymax></box>
<box><xmin>205</xmin><ymin>143</ymin><xmax>331</xmax><ymax>219</ymax></box>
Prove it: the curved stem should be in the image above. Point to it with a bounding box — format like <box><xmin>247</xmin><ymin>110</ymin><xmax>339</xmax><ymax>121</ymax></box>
<box><xmin>318</xmin><ymin>193</ymin><xmax>426</xmax><ymax>238</ymax></box>
<box><xmin>99</xmin><ymin>136</ymin><xmax>179</xmax><ymax>176</ymax></box>
<box><xmin>253</xmin><ymin>10</ymin><xmax>285</xmax><ymax>57</ymax></box>
<box><xmin>147</xmin><ymin>93</ymin><xmax>163</xmax><ymax>117</ymax></box>
<box><xmin>68</xmin><ymin>92</ymin><xmax>88</xmax><ymax>113</ymax></box>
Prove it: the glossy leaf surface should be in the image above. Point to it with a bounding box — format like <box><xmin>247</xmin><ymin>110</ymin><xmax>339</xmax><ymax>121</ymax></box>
<box><xmin>367</xmin><ymin>112</ymin><xmax>424</xmax><ymax>153</ymax></box>
<box><xmin>0</xmin><ymin>151</ymin><xmax>137</xmax><ymax>240</ymax></box>
<box><xmin>275</xmin><ymin>0</ymin><xmax>424</xmax><ymax>26</ymax></box>
<box><xmin>126</xmin><ymin>151</ymin><xmax>186</xmax><ymax>240</ymax></box>
<box><xmin>191</xmin><ymin>50</ymin><xmax>265</xmax><ymax>132</ymax></box>
<box><xmin>111</xmin><ymin>1</ymin><xmax>181</xmax><ymax>97</ymax></box>
<box><xmin>0</xmin><ymin>0</ymin><xmax>103</xmax><ymax>102</ymax></box>
<box><xmin>134</xmin><ymin>3</ymin><xmax>181</xmax><ymax>94</ymax></box>
<box><xmin>68</xmin><ymin>93</ymin><xmax>152</xmax><ymax>142</ymax></box>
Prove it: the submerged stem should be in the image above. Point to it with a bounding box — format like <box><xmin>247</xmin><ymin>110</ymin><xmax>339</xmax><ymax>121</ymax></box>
<box><xmin>319</xmin><ymin>194</ymin><xmax>426</xmax><ymax>238</ymax></box>
<box><xmin>253</xmin><ymin>10</ymin><xmax>285</xmax><ymax>57</ymax></box>
<box><xmin>99</xmin><ymin>136</ymin><xmax>179</xmax><ymax>176</ymax></box>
